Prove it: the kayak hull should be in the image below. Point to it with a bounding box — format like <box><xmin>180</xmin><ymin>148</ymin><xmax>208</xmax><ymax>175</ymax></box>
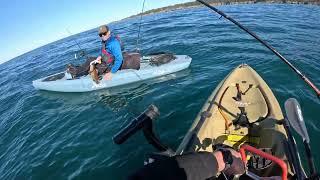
<box><xmin>32</xmin><ymin>55</ymin><xmax>191</xmax><ymax>92</ymax></box>
<box><xmin>176</xmin><ymin>64</ymin><xmax>292</xmax><ymax>177</ymax></box>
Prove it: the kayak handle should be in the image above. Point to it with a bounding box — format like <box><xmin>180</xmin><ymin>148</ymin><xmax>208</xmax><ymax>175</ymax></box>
<box><xmin>240</xmin><ymin>144</ymin><xmax>288</xmax><ymax>180</ymax></box>
<box><xmin>113</xmin><ymin>105</ymin><xmax>160</xmax><ymax>144</ymax></box>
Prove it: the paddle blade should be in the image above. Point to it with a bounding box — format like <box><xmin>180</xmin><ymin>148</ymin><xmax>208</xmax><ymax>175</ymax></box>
<box><xmin>285</xmin><ymin>98</ymin><xmax>310</xmax><ymax>143</ymax></box>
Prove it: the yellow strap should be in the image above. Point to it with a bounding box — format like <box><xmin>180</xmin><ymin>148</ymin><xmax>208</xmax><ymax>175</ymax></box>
<box><xmin>226</xmin><ymin>134</ymin><xmax>260</xmax><ymax>145</ymax></box>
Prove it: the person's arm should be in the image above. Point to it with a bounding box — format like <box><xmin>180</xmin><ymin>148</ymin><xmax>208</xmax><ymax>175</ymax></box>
<box><xmin>128</xmin><ymin>149</ymin><xmax>245</xmax><ymax>180</ymax></box>
<box><xmin>175</xmin><ymin>151</ymin><xmax>223</xmax><ymax>180</ymax></box>
<box><xmin>110</xmin><ymin>40</ymin><xmax>123</xmax><ymax>73</ymax></box>
<box><xmin>128</xmin><ymin>151</ymin><xmax>223</xmax><ymax>180</ymax></box>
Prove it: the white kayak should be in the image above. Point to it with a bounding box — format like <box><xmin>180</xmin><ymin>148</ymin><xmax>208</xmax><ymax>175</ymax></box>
<box><xmin>32</xmin><ymin>55</ymin><xmax>192</xmax><ymax>92</ymax></box>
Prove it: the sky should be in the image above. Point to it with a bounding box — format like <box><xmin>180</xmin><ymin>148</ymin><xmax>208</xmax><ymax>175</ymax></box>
<box><xmin>0</xmin><ymin>0</ymin><xmax>193</xmax><ymax>64</ymax></box>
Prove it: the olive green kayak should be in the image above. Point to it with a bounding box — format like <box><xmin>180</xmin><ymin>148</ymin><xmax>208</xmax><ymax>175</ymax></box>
<box><xmin>176</xmin><ymin>64</ymin><xmax>293</xmax><ymax>177</ymax></box>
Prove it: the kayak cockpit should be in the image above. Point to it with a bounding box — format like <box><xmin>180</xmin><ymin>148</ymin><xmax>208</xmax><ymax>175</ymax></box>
<box><xmin>42</xmin><ymin>72</ymin><xmax>67</xmax><ymax>82</ymax></box>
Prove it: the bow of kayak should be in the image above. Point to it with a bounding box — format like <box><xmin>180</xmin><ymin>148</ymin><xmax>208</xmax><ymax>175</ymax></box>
<box><xmin>176</xmin><ymin>64</ymin><xmax>293</xmax><ymax>177</ymax></box>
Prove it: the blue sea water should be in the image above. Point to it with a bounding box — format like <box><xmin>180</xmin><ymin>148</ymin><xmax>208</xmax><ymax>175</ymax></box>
<box><xmin>0</xmin><ymin>4</ymin><xmax>319</xmax><ymax>180</ymax></box>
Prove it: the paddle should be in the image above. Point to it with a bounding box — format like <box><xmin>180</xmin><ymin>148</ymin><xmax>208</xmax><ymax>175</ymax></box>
<box><xmin>195</xmin><ymin>0</ymin><xmax>320</xmax><ymax>99</ymax></box>
<box><xmin>285</xmin><ymin>98</ymin><xmax>318</xmax><ymax>178</ymax></box>
<box><xmin>283</xmin><ymin>116</ymin><xmax>305</xmax><ymax>179</ymax></box>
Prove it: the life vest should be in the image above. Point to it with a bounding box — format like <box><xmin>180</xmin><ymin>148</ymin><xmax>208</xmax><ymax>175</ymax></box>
<box><xmin>101</xmin><ymin>48</ymin><xmax>114</xmax><ymax>64</ymax></box>
<box><xmin>101</xmin><ymin>35</ymin><xmax>123</xmax><ymax>64</ymax></box>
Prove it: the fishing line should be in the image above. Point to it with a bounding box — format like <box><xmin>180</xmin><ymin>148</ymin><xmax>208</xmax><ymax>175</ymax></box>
<box><xmin>66</xmin><ymin>28</ymin><xmax>89</xmax><ymax>59</ymax></box>
<box><xmin>135</xmin><ymin>0</ymin><xmax>146</xmax><ymax>52</ymax></box>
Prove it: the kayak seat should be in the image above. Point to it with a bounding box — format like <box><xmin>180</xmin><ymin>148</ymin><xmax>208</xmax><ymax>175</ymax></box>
<box><xmin>121</xmin><ymin>52</ymin><xmax>141</xmax><ymax>70</ymax></box>
<box><xmin>219</xmin><ymin>82</ymin><xmax>268</xmax><ymax>125</ymax></box>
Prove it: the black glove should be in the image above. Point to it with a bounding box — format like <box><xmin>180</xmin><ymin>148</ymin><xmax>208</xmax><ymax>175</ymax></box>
<box><xmin>217</xmin><ymin>148</ymin><xmax>246</xmax><ymax>177</ymax></box>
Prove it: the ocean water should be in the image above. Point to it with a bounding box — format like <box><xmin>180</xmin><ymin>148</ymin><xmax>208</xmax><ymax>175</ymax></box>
<box><xmin>0</xmin><ymin>4</ymin><xmax>319</xmax><ymax>180</ymax></box>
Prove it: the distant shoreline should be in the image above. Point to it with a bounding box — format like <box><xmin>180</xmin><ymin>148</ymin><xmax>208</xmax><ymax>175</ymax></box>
<box><xmin>125</xmin><ymin>0</ymin><xmax>320</xmax><ymax>20</ymax></box>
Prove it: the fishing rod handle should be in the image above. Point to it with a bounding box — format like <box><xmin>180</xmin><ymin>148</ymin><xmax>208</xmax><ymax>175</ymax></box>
<box><xmin>113</xmin><ymin>105</ymin><xmax>159</xmax><ymax>144</ymax></box>
<box><xmin>304</xmin><ymin>77</ymin><xmax>320</xmax><ymax>98</ymax></box>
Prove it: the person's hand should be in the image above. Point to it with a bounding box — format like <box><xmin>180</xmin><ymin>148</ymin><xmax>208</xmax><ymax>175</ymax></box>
<box><xmin>222</xmin><ymin>148</ymin><xmax>246</xmax><ymax>176</ymax></box>
<box><xmin>90</xmin><ymin>56</ymin><xmax>102</xmax><ymax>66</ymax></box>
<box><xmin>104</xmin><ymin>72</ymin><xmax>112</xmax><ymax>80</ymax></box>
<box><xmin>96</xmin><ymin>56</ymin><xmax>102</xmax><ymax>64</ymax></box>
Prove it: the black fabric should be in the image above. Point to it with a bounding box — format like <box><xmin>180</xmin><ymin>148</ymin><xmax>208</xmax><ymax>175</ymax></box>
<box><xmin>67</xmin><ymin>57</ymin><xmax>95</xmax><ymax>78</ymax></box>
<box><xmin>127</xmin><ymin>152</ymin><xmax>219</xmax><ymax>180</ymax></box>
<box><xmin>121</xmin><ymin>52</ymin><xmax>140</xmax><ymax>70</ymax></box>
<box><xmin>176</xmin><ymin>152</ymin><xmax>219</xmax><ymax>180</ymax></box>
<box><xmin>149</xmin><ymin>53</ymin><xmax>176</xmax><ymax>66</ymax></box>
<box><xmin>127</xmin><ymin>158</ymin><xmax>186</xmax><ymax>180</ymax></box>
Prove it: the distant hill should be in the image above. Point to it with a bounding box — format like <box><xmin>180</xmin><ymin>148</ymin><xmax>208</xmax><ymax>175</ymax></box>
<box><xmin>128</xmin><ymin>0</ymin><xmax>320</xmax><ymax>18</ymax></box>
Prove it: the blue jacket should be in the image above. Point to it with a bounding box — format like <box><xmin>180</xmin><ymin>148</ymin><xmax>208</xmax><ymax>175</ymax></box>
<box><xmin>104</xmin><ymin>35</ymin><xmax>123</xmax><ymax>73</ymax></box>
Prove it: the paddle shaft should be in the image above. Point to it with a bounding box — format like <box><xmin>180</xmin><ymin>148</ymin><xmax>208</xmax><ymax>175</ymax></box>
<box><xmin>283</xmin><ymin>119</ymin><xmax>305</xmax><ymax>179</ymax></box>
<box><xmin>196</xmin><ymin>0</ymin><xmax>320</xmax><ymax>98</ymax></box>
<box><xmin>303</xmin><ymin>140</ymin><xmax>317</xmax><ymax>177</ymax></box>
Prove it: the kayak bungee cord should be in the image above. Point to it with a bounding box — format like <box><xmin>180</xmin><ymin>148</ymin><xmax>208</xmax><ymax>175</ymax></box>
<box><xmin>136</xmin><ymin>0</ymin><xmax>146</xmax><ymax>52</ymax></box>
<box><xmin>196</xmin><ymin>0</ymin><xmax>320</xmax><ymax>99</ymax></box>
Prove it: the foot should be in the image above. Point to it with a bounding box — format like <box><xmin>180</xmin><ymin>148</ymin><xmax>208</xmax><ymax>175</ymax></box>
<box><xmin>94</xmin><ymin>79</ymin><xmax>100</xmax><ymax>84</ymax></box>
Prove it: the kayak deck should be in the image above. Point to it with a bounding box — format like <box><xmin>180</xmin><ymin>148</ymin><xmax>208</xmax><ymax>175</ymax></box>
<box><xmin>177</xmin><ymin>64</ymin><xmax>291</xmax><ymax>177</ymax></box>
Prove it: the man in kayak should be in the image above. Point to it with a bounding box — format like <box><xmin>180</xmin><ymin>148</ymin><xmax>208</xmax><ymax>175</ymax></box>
<box><xmin>67</xmin><ymin>25</ymin><xmax>141</xmax><ymax>83</ymax></box>
<box><xmin>128</xmin><ymin>147</ymin><xmax>246</xmax><ymax>180</ymax></box>
<box><xmin>89</xmin><ymin>25</ymin><xmax>124</xmax><ymax>83</ymax></box>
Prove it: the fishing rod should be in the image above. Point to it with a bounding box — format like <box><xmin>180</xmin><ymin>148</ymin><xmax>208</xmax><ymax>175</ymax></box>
<box><xmin>196</xmin><ymin>0</ymin><xmax>320</xmax><ymax>99</ymax></box>
<box><xmin>136</xmin><ymin>0</ymin><xmax>146</xmax><ymax>52</ymax></box>
<box><xmin>66</xmin><ymin>29</ymin><xmax>88</xmax><ymax>59</ymax></box>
